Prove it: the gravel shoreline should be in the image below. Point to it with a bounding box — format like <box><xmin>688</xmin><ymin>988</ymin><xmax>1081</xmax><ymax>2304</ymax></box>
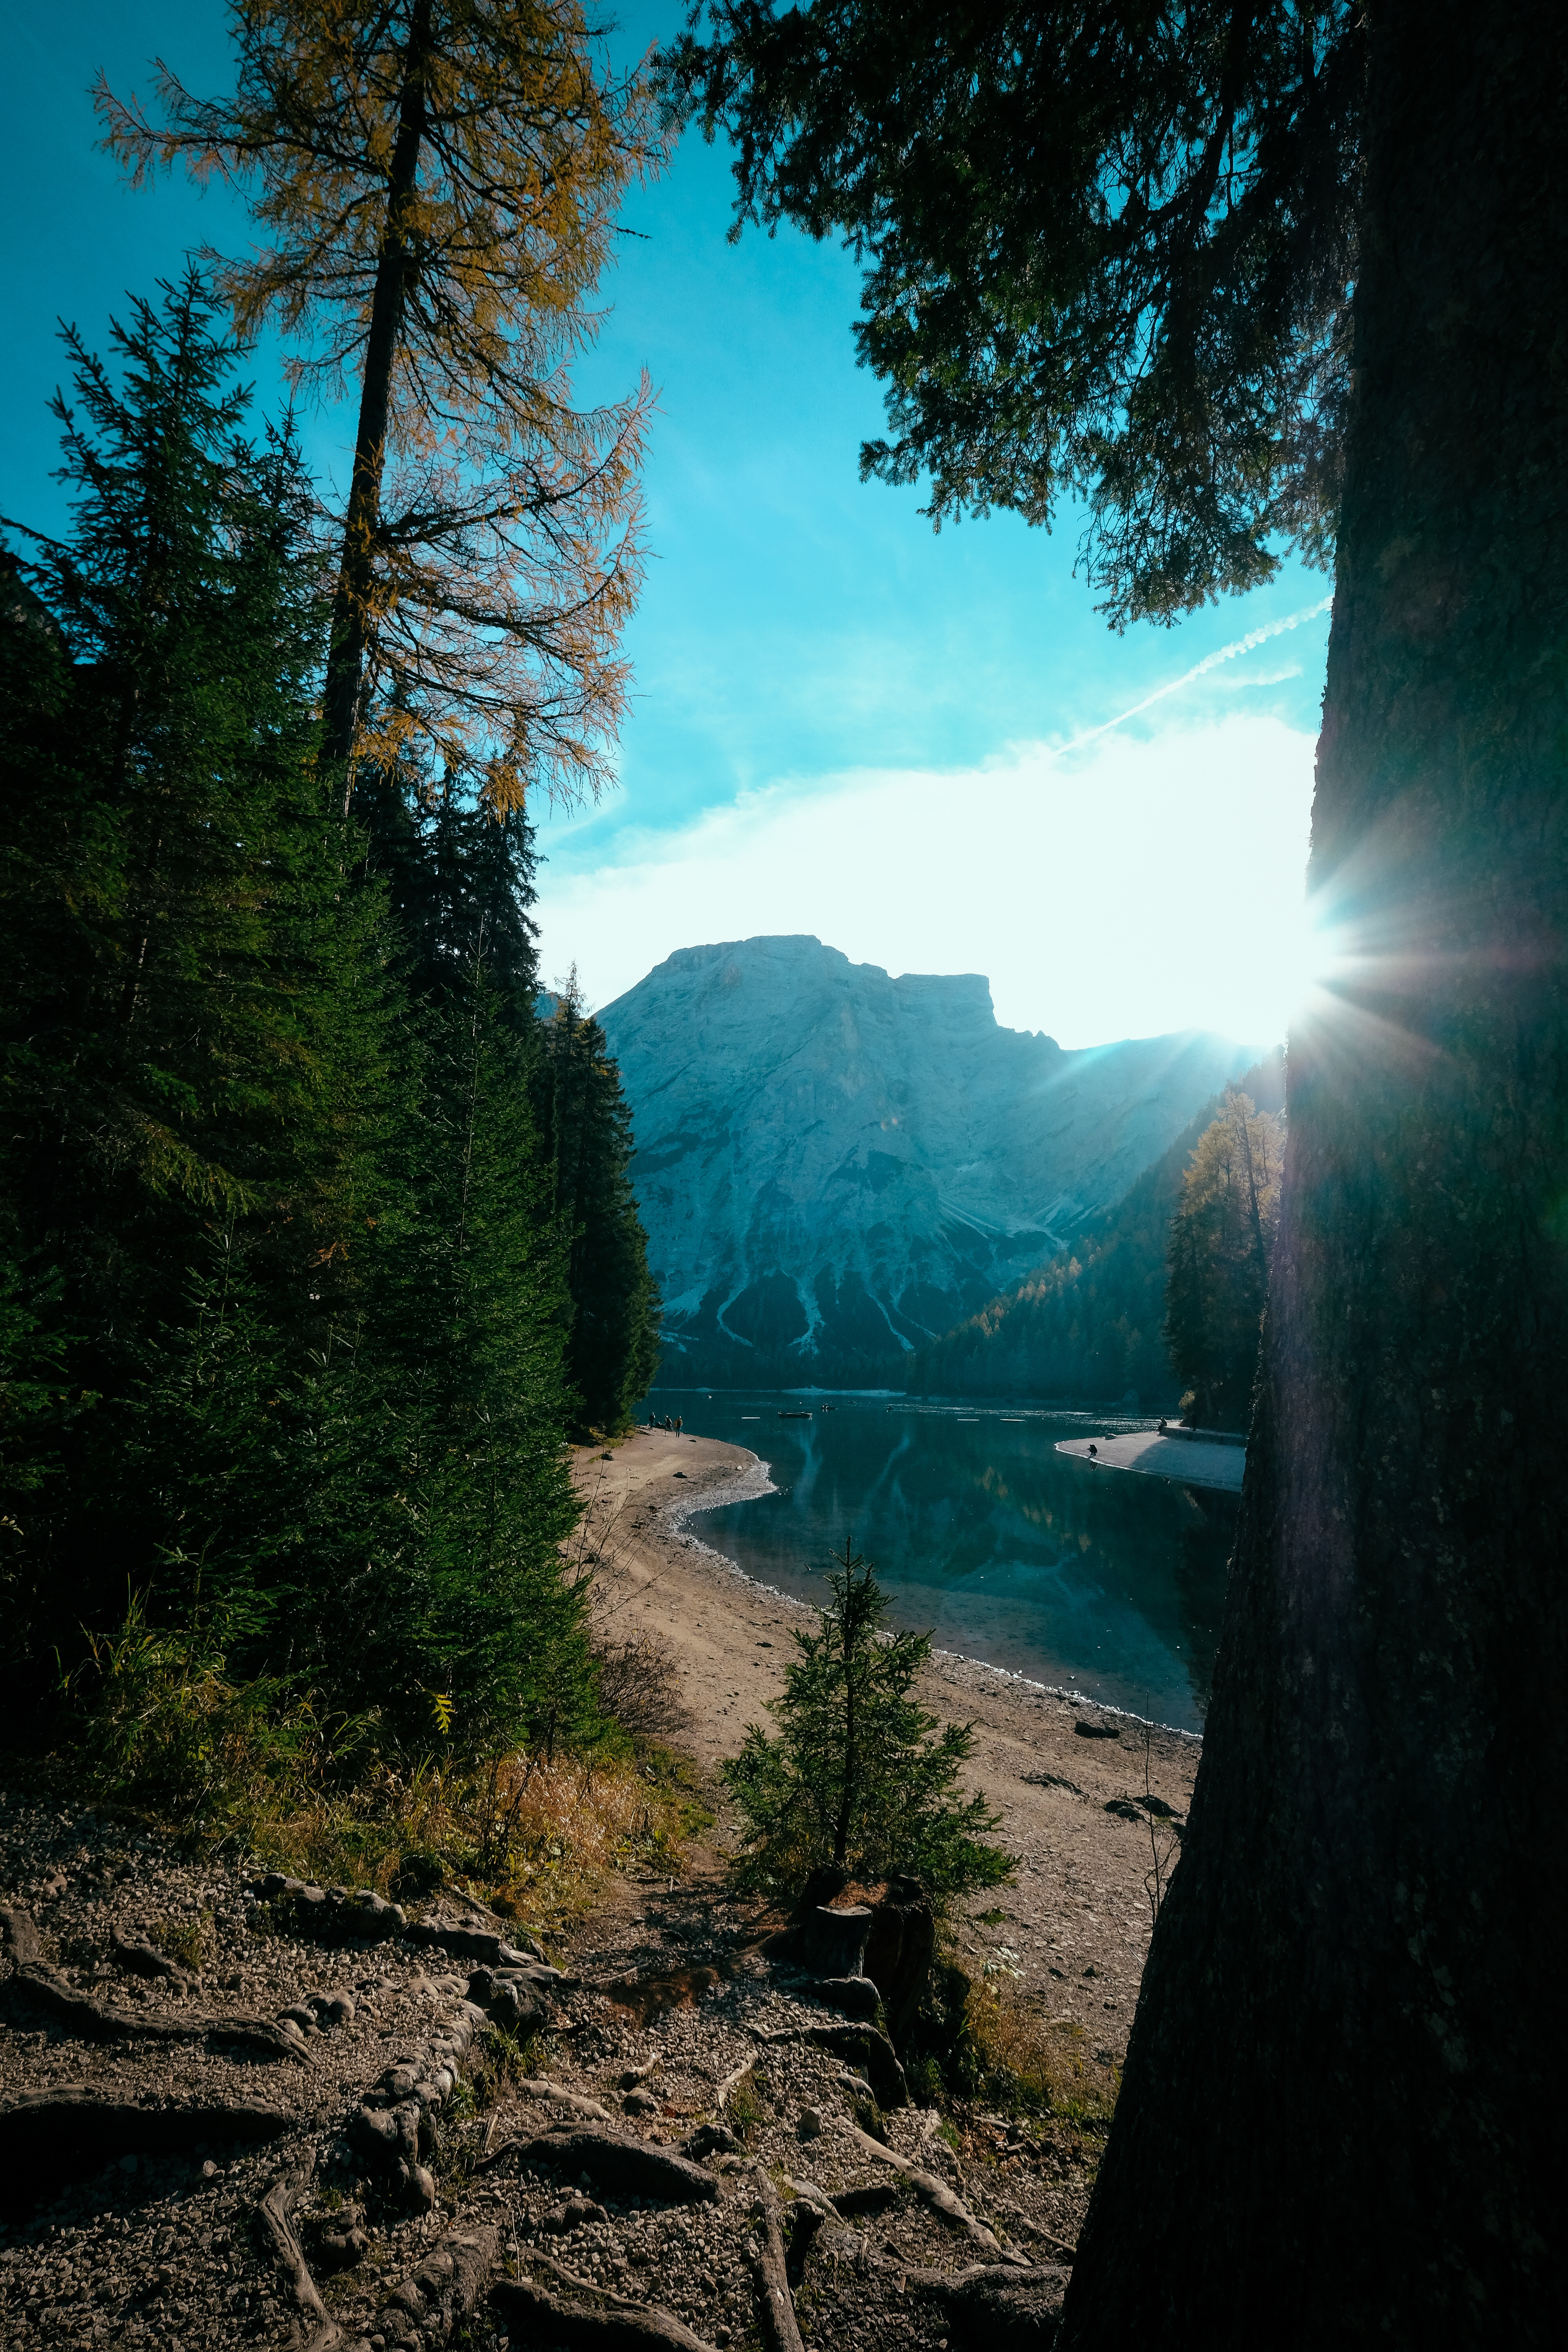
<box><xmin>575</xmin><ymin>1429</ymin><xmax>1201</xmax><ymax>2074</ymax></box>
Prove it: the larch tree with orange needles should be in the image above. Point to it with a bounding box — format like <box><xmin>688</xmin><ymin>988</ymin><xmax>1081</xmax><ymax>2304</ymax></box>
<box><xmin>97</xmin><ymin>0</ymin><xmax>664</xmax><ymax>812</ymax></box>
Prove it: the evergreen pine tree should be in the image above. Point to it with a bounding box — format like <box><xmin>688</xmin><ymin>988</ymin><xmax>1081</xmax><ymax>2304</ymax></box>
<box><xmin>4</xmin><ymin>273</ymin><xmax>638</xmax><ymax>1773</ymax></box>
<box><xmin>535</xmin><ymin>979</ymin><xmax>660</xmax><ymax>1437</ymax></box>
<box><xmin>322</xmin><ymin>930</ymin><xmax>586</xmax><ymax>1749</ymax></box>
<box><xmin>357</xmin><ymin>772</ymin><xmax>543</xmax><ymax>1022</ymax></box>
<box><xmin>1</xmin><ymin>275</ymin><xmax>391</xmax><ymax>1708</ymax></box>
<box><xmin>118</xmin><ymin>802</ymin><xmax>592</xmax><ymax>1750</ymax></box>
<box><xmin>909</xmin><ymin>1053</ymin><xmax>1285</xmax><ymax>1406</ymax></box>
<box><xmin>1163</xmin><ymin>1091</ymin><xmax>1285</xmax><ymax>1430</ymax></box>
<box><xmin>724</xmin><ymin>1539</ymin><xmax>1014</xmax><ymax>1905</ymax></box>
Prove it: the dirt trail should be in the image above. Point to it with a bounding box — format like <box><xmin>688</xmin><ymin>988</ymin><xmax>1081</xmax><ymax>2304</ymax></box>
<box><xmin>0</xmin><ymin>1789</ymin><xmax>1088</xmax><ymax>2352</ymax></box>
<box><xmin>0</xmin><ymin>1429</ymin><xmax>1178</xmax><ymax>2346</ymax></box>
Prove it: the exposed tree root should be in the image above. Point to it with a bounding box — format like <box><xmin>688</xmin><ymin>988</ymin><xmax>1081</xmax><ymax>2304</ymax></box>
<box><xmin>108</xmin><ymin>1930</ymin><xmax>186</xmax><ymax>1984</ymax></box>
<box><xmin>377</xmin><ymin>2222</ymin><xmax>497</xmax><ymax>2348</ymax></box>
<box><xmin>257</xmin><ymin>2164</ymin><xmax>332</xmax><ymax>2332</ymax></box>
<box><xmin>798</xmin><ymin>2024</ymin><xmax>907</xmax><ymax>2108</ymax></box>
<box><xmin>480</xmin><ymin>2124</ymin><xmax>720</xmax><ymax>2205</ymax></box>
<box><xmin>494</xmin><ymin>2272</ymin><xmax>720</xmax><ymax>2350</ymax></box>
<box><xmin>904</xmin><ymin>2260</ymin><xmax>1070</xmax><ymax>2349</ymax></box>
<box><xmin>828</xmin><ymin>2181</ymin><xmax>904</xmax><ymax>2218</ymax></box>
<box><xmin>511</xmin><ymin>2077</ymin><xmax>614</xmax><ymax>2123</ymax></box>
<box><xmin>402</xmin><ymin>1920</ymin><xmax>553</xmax><ymax>1969</ymax></box>
<box><xmin>844</xmin><ymin>2123</ymin><xmax>1024</xmax><ymax>2260</ymax></box>
<box><xmin>751</xmin><ymin>2179</ymin><xmax>805</xmax><ymax>2352</ymax></box>
<box><xmin>714</xmin><ymin>2056</ymin><xmax>755</xmax><ymax>2111</ymax></box>
<box><xmin>12</xmin><ymin>1961</ymin><xmax>309</xmax><ymax>2061</ymax></box>
<box><xmin>987</xmin><ymin>2205</ymin><xmax>1078</xmax><ymax>2265</ymax></box>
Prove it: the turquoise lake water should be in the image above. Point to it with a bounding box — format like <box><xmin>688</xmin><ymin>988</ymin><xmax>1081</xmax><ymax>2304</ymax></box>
<box><xmin>646</xmin><ymin>1391</ymin><xmax>1236</xmax><ymax>1733</ymax></box>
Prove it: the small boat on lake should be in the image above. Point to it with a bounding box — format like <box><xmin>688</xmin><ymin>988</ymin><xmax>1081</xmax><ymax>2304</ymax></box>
<box><xmin>777</xmin><ymin>1409</ymin><xmax>812</xmax><ymax>1419</ymax></box>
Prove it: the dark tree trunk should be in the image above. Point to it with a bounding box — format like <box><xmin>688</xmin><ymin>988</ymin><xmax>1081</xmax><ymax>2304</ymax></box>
<box><xmin>321</xmin><ymin>0</ymin><xmax>432</xmax><ymax>773</ymax></box>
<box><xmin>1061</xmin><ymin>5</ymin><xmax>1568</xmax><ymax>2344</ymax></box>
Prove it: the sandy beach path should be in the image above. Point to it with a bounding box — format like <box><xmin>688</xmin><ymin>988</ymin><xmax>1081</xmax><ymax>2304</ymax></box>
<box><xmin>573</xmin><ymin>1427</ymin><xmax>1200</xmax><ymax>2071</ymax></box>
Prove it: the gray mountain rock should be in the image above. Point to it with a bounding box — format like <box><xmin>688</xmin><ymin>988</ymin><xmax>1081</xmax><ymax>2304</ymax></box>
<box><xmin>599</xmin><ymin>935</ymin><xmax>1249</xmax><ymax>1386</ymax></box>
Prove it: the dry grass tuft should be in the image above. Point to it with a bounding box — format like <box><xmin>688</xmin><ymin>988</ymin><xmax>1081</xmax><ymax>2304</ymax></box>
<box><xmin>56</xmin><ymin>1577</ymin><xmax>710</xmax><ymax>1942</ymax></box>
<box><xmin>965</xmin><ymin>1978</ymin><xmax>1121</xmax><ymax>2124</ymax></box>
<box><xmin>589</xmin><ymin>1629</ymin><xmax>692</xmax><ymax>1740</ymax></box>
<box><xmin>236</xmin><ymin>1746</ymin><xmax>693</xmax><ymax>1941</ymax></box>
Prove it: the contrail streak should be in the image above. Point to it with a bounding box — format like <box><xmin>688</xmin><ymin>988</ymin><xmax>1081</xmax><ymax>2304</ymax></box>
<box><xmin>1053</xmin><ymin>593</ymin><xmax>1334</xmax><ymax>757</ymax></box>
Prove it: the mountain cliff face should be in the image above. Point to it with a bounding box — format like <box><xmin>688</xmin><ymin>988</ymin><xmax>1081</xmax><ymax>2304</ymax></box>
<box><xmin>599</xmin><ymin>935</ymin><xmax>1250</xmax><ymax>1388</ymax></box>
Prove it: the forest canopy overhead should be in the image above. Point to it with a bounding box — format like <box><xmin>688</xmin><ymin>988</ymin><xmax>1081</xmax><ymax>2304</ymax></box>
<box><xmin>668</xmin><ymin>2</ymin><xmax>1363</xmax><ymax>622</ymax></box>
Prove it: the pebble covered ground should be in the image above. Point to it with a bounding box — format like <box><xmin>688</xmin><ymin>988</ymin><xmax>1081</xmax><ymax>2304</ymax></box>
<box><xmin>0</xmin><ymin>1783</ymin><xmax>1098</xmax><ymax>2349</ymax></box>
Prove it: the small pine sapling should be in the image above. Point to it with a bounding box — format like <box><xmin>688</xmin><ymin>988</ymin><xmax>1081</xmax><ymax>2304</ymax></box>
<box><xmin>723</xmin><ymin>1537</ymin><xmax>1015</xmax><ymax>1907</ymax></box>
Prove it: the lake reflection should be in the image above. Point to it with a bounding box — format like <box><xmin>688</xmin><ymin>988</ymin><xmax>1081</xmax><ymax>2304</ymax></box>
<box><xmin>650</xmin><ymin>1391</ymin><xmax>1235</xmax><ymax>1733</ymax></box>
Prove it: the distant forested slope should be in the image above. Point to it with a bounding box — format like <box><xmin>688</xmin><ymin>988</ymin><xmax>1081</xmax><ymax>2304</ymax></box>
<box><xmin>908</xmin><ymin>1053</ymin><xmax>1284</xmax><ymax>1405</ymax></box>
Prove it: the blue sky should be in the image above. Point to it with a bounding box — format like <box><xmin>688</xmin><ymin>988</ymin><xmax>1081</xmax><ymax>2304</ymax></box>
<box><xmin>3</xmin><ymin>3</ymin><xmax>1329</xmax><ymax>1048</ymax></box>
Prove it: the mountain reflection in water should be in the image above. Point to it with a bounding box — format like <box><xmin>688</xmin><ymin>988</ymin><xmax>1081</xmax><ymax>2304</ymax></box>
<box><xmin>652</xmin><ymin>1391</ymin><xmax>1235</xmax><ymax>1733</ymax></box>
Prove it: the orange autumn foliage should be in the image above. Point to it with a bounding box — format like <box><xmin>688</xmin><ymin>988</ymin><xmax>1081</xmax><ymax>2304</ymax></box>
<box><xmin>98</xmin><ymin>0</ymin><xmax>666</xmax><ymax>810</ymax></box>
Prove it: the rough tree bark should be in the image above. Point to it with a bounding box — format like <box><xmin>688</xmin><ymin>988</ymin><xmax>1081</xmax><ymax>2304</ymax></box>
<box><xmin>1061</xmin><ymin>5</ymin><xmax>1567</xmax><ymax>2344</ymax></box>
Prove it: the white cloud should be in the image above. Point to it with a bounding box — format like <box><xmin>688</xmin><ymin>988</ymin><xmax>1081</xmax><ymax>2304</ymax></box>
<box><xmin>535</xmin><ymin>713</ymin><xmax>1317</xmax><ymax>1051</ymax></box>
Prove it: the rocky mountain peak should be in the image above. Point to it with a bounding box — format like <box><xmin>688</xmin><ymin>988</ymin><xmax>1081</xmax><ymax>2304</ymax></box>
<box><xmin>600</xmin><ymin>936</ymin><xmax>1247</xmax><ymax>1387</ymax></box>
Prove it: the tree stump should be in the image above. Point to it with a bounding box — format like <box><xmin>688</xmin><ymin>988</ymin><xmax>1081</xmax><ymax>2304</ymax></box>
<box><xmin>800</xmin><ymin>1905</ymin><xmax>871</xmax><ymax>1977</ymax></box>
